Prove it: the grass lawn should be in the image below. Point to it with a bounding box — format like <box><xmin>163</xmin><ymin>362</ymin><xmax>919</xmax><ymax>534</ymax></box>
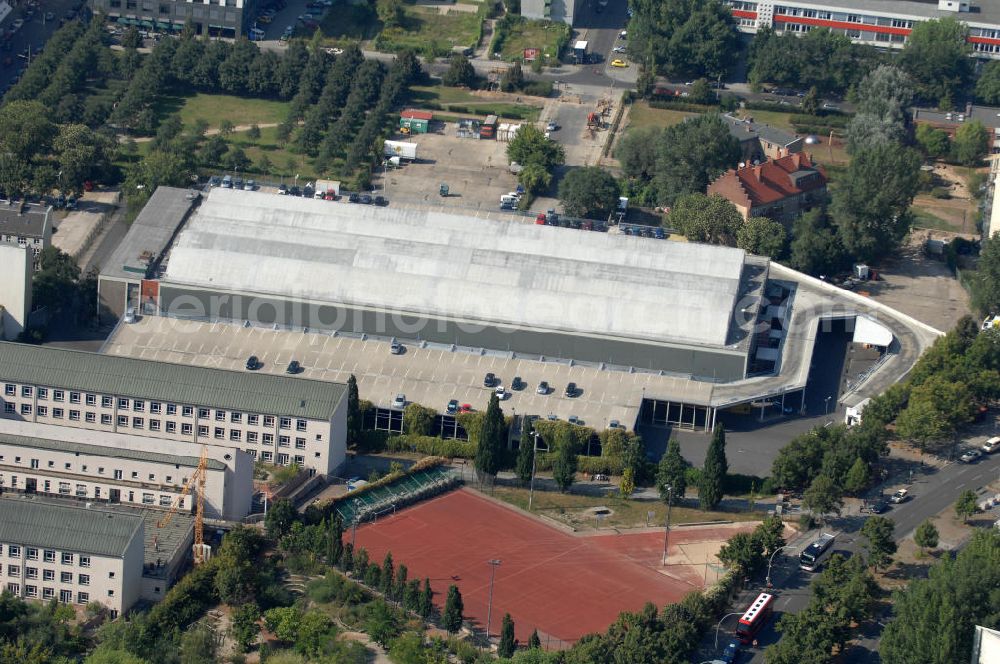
<box><xmin>497</xmin><ymin>18</ymin><xmax>567</xmax><ymax>61</ymax></box>
<box><xmin>167</xmin><ymin>93</ymin><xmax>291</xmax><ymax>131</ymax></box>
<box><xmin>406</xmin><ymin>84</ymin><xmax>541</xmax><ymax>121</ymax></box>
<box><xmin>378</xmin><ymin>5</ymin><xmax>483</xmax><ymax>52</ymax></box>
<box><xmin>318</xmin><ymin>0</ymin><xmax>381</xmax><ymax>42</ymax></box>
<box><xmin>736</xmin><ymin>108</ymin><xmax>795</xmax><ymax>132</ymax></box>
<box><xmin>492</xmin><ymin>486</ymin><xmax>765</xmax><ymax>531</ymax></box>
<box><xmin>910</xmin><ymin>207</ymin><xmax>956</xmax><ymax>232</ymax></box>
<box><xmin>223</xmin><ymin>126</ymin><xmax>324</xmax><ymax>181</ymax></box>
<box><xmin>627</xmin><ymin>101</ymin><xmax>696</xmax><ymax>131</ymax></box>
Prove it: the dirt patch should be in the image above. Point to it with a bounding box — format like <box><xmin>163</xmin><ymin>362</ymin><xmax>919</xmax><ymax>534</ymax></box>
<box><xmin>861</xmin><ymin>234</ymin><xmax>970</xmax><ymax>332</ymax></box>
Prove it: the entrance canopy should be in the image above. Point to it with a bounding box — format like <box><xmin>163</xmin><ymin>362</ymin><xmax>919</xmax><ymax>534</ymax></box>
<box><xmin>853</xmin><ymin>315</ymin><xmax>893</xmax><ymax>348</ymax></box>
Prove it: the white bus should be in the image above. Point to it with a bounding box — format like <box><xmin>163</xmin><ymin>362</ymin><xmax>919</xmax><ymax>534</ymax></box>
<box><xmin>799</xmin><ymin>532</ymin><xmax>836</xmax><ymax>572</ymax></box>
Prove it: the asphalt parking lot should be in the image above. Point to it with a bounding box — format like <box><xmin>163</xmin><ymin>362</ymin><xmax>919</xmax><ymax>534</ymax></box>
<box><xmin>371</xmin><ymin>126</ymin><xmax>525</xmax><ymax>213</ymax></box>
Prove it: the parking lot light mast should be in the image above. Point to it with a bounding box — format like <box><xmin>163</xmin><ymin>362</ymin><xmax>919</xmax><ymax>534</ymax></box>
<box><xmin>486</xmin><ymin>559</ymin><xmax>502</xmax><ymax>638</ymax></box>
<box><xmin>765</xmin><ymin>544</ymin><xmax>793</xmax><ymax>589</ymax></box>
<box><xmin>662</xmin><ymin>485</ymin><xmax>673</xmax><ymax>566</ymax></box>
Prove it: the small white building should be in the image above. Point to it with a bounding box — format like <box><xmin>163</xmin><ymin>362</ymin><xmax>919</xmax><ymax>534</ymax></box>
<box><xmin>0</xmin><ymin>244</ymin><xmax>30</xmax><ymax>340</ymax></box>
<box><xmin>0</xmin><ymin>498</ymin><xmax>145</xmax><ymax>617</ymax></box>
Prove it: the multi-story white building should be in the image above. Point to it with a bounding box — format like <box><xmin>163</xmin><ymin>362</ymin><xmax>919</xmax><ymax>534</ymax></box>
<box><xmin>0</xmin><ymin>341</ymin><xmax>348</xmax><ymax>476</ymax></box>
<box><xmin>0</xmin><ymin>201</ymin><xmax>51</xmax><ymax>271</ymax></box>
<box><xmin>520</xmin><ymin>0</ymin><xmax>583</xmax><ymax>25</ymax></box>
<box><xmin>0</xmin><ymin>244</ymin><xmax>31</xmax><ymax>341</ymax></box>
<box><xmin>88</xmin><ymin>0</ymin><xmax>260</xmax><ymax>38</ymax></box>
<box><xmin>0</xmin><ymin>498</ymin><xmax>145</xmax><ymax>617</ymax></box>
<box><xmin>725</xmin><ymin>0</ymin><xmax>1000</xmax><ymax>58</ymax></box>
<box><xmin>0</xmin><ymin>419</ymin><xmax>252</xmax><ymax>520</ymax></box>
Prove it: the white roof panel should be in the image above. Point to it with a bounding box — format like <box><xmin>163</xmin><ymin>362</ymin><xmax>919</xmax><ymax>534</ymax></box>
<box><xmin>162</xmin><ymin>189</ymin><xmax>748</xmax><ymax>348</ymax></box>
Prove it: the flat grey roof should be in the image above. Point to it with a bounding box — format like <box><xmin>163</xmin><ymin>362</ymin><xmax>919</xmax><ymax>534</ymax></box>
<box><xmin>0</xmin><ymin>429</ymin><xmax>226</xmax><ymax>470</ymax></box>
<box><xmin>914</xmin><ymin>105</ymin><xmax>1000</xmax><ymax>129</ymax></box>
<box><xmin>162</xmin><ymin>189</ymin><xmax>749</xmax><ymax>349</ymax></box>
<box><xmin>100</xmin><ymin>187</ymin><xmax>200</xmax><ymax>282</ymax></box>
<box><xmin>0</xmin><ymin>201</ymin><xmax>50</xmax><ymax>240</ymax></box>
<box><xmin>0</xmin><ymin>497</ymin><xmax>143</xmax><ymax>558</ymax></box>
<box><xmin>723</xmin><ymin>114</ymin><xmax>798</xmax><ymax>148</ymax></box>
<box><xmin>778</xmin><ymin>0</ymin><xmax>1000</xmax><ymax>26</ymax></box>
<box><xmin>0</xmin><ymin>341</ymin><xmax>345</xmax><ymax>421</ymax></box>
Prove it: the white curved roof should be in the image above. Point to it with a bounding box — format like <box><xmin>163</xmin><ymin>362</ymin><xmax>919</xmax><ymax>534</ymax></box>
<box><xmin>162</xmin><ymin>189</ymin><xmax>748</xmax><ymax>348</ymax></box>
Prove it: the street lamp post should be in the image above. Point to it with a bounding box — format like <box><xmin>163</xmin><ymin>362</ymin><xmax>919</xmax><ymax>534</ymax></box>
<box><xmin>715</xmin><ymin>612</ymin><xmax>743</xmax><ymax>649</ymax></box>
<box><xmin>765</xmin><ymin>545</ymin><xmax>793</xmax><ymax>589</ymax></box>
<box><xmin>824</xmin><ymin>395</ymin><xmax>833</xmax><ymax>416</ymax></box>
<box><xmin>661</xmin><ymin>485</ymin><xmax>673</xmax><ymax>566</ymax></box>
<box><xmin>486</xmin><ymin>559</ymin><xmax>502</xmax><ymax>638</ymax></box>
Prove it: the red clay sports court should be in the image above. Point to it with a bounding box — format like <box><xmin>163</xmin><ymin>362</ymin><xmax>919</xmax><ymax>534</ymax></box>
<box><xmin>352</xmin><ymin>488</ymin><xmax>750</xmax><ymax>646</ymax></box>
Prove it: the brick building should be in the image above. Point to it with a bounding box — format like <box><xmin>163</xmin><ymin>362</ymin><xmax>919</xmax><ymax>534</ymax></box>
<box><xmin>707</xmin><ymin>152</ymin><xmax>828</xmax><ymax>224</ymax></box>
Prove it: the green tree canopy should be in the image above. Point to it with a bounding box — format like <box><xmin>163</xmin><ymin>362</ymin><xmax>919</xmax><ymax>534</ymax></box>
<box><xmin>652</xmin><ymin>114</ymin><xmax>741</xmax><ymax>205</ymax></box>
<box><xmin>899</xmin><ymin>17</ymin><xmax>972</xmax><ymax>106</ymax></box>
<box><xmin>860</xmin><ymin>515</ymin><xmax>897</xmax><ymax>570</ymax></box>
<box><xmin>976</xmin><ymin>60</ymin><xmax>1000</xmax><ymax>104</ymax></box>
<box><xmin>442</xmin><ymin>54</ymin><xmax>476</xmax><ymax>87</ymax></box>
<box><xmin>955</xmin><ymin>489</ymin><xmax>978</xmax><ymax>522</ymax></box>
<box><xmin>656</xmin><ymin>438</ymin><xmax>687</xmax><ymax>505</ymax></box>
<box><xmin>442</xmin><ymin>585</ymin><xmax>464</xmax><ymax>633</ymax></box>
<box><xmin>629</xmin><ymin>0</ymin><xmax>739</xmax><ymax>80</ymax></box>
<box><xmin>668</xmin><ymin>193</ymin><xmax>742</xmax><ymax>245</ymax></box>
<box><xmin>499</xmin><ymin>613</ymin><xmax>516</xmax><ymax>658</ymax></box>
<box><xmin>880</xmin><ymin>530</ymin><xmax>1000</xmax><ymax>663</ymax></box>
<box><xmin>552</xmin><ymin>436</ymin><xmax>579</xmax><ymax>493</ymax></box>
<box><xmin>474</xmin><ymin>394</ymin><xmax>505</xmax><ymax>485</ymax></box>
<box><xmin>507</xmin><ymin>124</ymin><xmax>565</xmax><ymax>171</ymax></box>
<box><xmin>914</xmin><ymin>519</ymin><xmax>939</xmax><ymax>552</ymax></box>
<box><xmin>831</xmin><ymin>142</ymin><xmax>921</xmax><ymax>262</ymax></box>
<box><xmin>558</xmin><ymin>166</ymin><xmax>619</xmax><ymax>218</ymax></box>
<box><xmin>802</xmin><ymin>474</ymin><xmax>843</xmax><ymax>521</ymax></box>
<box><xmin>953</xmin><ymin>119</ymin><xmax>990</xmax><ymax>166</ymax></box>
<box><xmin>915</xmin><ymin>124</ymin><xmax>951</xmax><ymax>158</ymax></box>
<box><xmin>699</xmin><ymin>424</ymin><xmax>728</xmax><ymax>510</ymax></box>
<box><xmin>736</xmin><ymin>216</ymin><xmax>786</xmax><ymax>258</ymax></box>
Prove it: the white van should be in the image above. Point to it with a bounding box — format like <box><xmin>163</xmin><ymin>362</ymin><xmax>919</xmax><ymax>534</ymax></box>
<box><xmin>984</xmin><ymin>436</ymin><xmax>1000</xmax><ymax>454</ymax></box>
<box><xmin>500</xmin><ymin>194</ymin><xmax>518</xmax><ymax>205</ymax></box>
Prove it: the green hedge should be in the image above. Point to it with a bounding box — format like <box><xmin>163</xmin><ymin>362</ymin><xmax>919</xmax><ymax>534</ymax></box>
<box><xmin>356</xmin><ymin>429</ymin><xmax>390</xmax><ymax>453</ymax></box>
<box><xmin>386</xmin><ymin>434</ymin><xmax>477</xmax><ymax>459</ymax></box>
<box><xmin>648</xmin><ymin>99</ymin><xmax>718</xmax><ymax>113</ymax></box>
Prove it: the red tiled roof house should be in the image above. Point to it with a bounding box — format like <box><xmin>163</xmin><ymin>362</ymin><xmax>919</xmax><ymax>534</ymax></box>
<box><xmin>707</xmin><ymin>152</ymin><xmax>828</xmax><ymax>224</ymax></box>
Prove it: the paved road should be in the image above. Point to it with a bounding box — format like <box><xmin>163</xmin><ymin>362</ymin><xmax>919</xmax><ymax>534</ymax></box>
<box><xmin>0</xmin><ymin>0</ymin><xmax>83</xmax><ymax>91</ymax></box>
<box><xmin>699</xmin><ymin>450</ymin><xmax>1000</xmax><ymax>663</ymax></box>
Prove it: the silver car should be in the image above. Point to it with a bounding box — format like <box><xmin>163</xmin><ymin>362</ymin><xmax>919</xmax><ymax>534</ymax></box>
<box><xmin>392</xmin><ymin>394</ymin><xmax>406</xmax><ymax>409</ymax></box>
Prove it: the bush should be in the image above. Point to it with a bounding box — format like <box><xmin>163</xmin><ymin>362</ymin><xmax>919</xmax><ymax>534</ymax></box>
<box><xmin>357</xmin><ymin>430</ymin><xmax>390</xmax><ymax>453</ymax></box>
<box><xmin>723</xmin><ymin>473</ymin><xmax>767</xmax><ymax>495</ymax></box>
<box><xmin>931</xmin><ymin>187</ymin><xmax>952</xmax><ymax>199</ymax></box>
<box><xmin>522</xmin><ymin>81</ymin><xmax>553</xmax><ymax>97</ymax></box>
<box><xmin>648</xmin><ymin>99</ymin><xmax>718</xmax><ymax>113</ymax></box>
<box><xmin>385</xmin><ymin>435</ymin><xmax>476</xmax><ymax>459</ymax></box>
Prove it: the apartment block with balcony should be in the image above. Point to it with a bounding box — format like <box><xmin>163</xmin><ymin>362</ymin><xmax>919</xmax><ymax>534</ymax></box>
<box><xmin>725</xmin><ymin>0</ymin><xmax>1000</xmax><ymax>58</ymax></box>
<box><xmin>0</xmin><ymin>342</ymin><xmax>348</xmax><ymax>476</ymax></box>
<box><xmin>0</xmin><ymin>498</ymin><xmax>144</xmax><ymax>617</ymax></box>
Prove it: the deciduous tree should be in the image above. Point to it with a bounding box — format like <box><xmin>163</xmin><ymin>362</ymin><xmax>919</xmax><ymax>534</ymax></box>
<box><xmin>736</xmin><ymin>216</ymin><xmax>786</xmax><ymax>258</ymax></box>
<box><xmin>914</xmin><ymin>519</ymin><xmax>939</xmax><ymax>552</ymax></box>
<box><xmin>558</xmin><ymin>166</ymin><xmax>619</xmax><ymax>218</ymax></box>
<box><xmin>668</xmin><ymin>193</ymin><xmax>742</xmax><ymax>246</ymax></box>
<box><xmin>802</xmin><ymin>474</ymin><xmax>843</xmax><ymax>522</ymax></box>
<box><xmin>860</xmin><ymin>516</ymin><xmax>897</xmax><ymax>570</ymax></box>
<box><xmin>899</xmin><ymin>17</ymin><xmax>971</xmax><ymax>106</ymax></box>
<box><xmin>955</xmin><ymin>489</ymin><xmax>978</xmax><ymax>522</ymax></box>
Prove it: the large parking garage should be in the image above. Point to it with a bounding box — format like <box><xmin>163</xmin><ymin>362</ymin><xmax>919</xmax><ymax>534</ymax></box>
<box><xmin>102</xmin><ymin>316</ymin><xmax>725</xmax><ymax>431</ymax></box>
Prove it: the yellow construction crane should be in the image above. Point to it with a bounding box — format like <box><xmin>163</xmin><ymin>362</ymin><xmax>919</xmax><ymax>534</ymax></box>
<box><xmin>157</xmin><ymin>446</ymin><xmax>212</xmax><ymax>565</ymax></box>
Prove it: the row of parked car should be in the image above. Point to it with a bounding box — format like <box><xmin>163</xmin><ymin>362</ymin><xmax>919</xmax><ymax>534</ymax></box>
<box><xmin>534</xmin><ymin>210</ymin><xmax>609</xmax><ymax>233</ymax></box>
<box><xmin>483</xmin><ymin>372</ymin><xmax>580</xmax><ymax>399</ymax></box>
